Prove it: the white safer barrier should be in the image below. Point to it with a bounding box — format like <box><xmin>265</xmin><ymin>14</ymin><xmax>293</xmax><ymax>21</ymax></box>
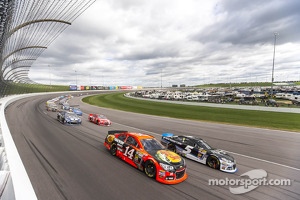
<box><xmin>0</xmin><ymin>90</ymin><xmax>99</xmax><ymax>199</ymax></box>
<box><xmin>0</xmin><ymin>90</ymin><xmax>124</xmax><ymax>199</ymax></box>
<box><xmin>0</xmin><ymin>94</ymin><xmax>39</xmax><ymax>200</ymax></box>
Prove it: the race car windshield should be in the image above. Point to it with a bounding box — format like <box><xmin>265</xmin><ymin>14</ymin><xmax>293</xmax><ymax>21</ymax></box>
<box><xmin>141</xmin><ymin>139</ymin><xmax>165</xmax><ymax>151</ymax></box>
<box><xmin>66</xmin><ymin>113</ymin><xmax>78</xmax><ymax>118</ymax></box>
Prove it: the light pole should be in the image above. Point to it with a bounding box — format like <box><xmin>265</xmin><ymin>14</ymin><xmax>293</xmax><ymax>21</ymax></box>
<box><xmin>89</xmin><ymin>74</ymin><xmax>91</xmax><ymax>86</ymax></box>
<box><xmin>48</xmin><ymin>65</ymin><xmax>51</xmax><ymax>86</ymax></box>
<box><xmin>75</xmin><ymin>70</ymin><xmax>77</xmax><ymax>85</ymax></box>
<box><xmin>270</xmin><ymin>32</ymin><xmax>279</xmax><ymax>98</ymax></box>
<box><xmin>160</xmin><ymin>69</ymin><xmax>162</xmax><ymax>88</ymax></box>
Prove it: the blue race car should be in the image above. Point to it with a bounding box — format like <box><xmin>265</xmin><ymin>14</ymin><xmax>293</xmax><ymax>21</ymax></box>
<box><xmin>70</xmin><ymin>107</ymin><xmax>83</xmax><ymax>116</ymax></box>
<box><xmin>57</xmin><ymin>111</ymin><xmax>82</xmax><ymax>124</ymax></box>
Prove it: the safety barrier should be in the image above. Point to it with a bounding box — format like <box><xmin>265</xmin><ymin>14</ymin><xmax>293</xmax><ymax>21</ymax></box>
<box><xmin>0</xmin><ymin>94</ymin><xmax>39</xmax><ymax>200</ymax></box>
<box><xmin>0</xmin><ymin>90</ymin><xmax>131</xmax><ymax>199</ymax></box>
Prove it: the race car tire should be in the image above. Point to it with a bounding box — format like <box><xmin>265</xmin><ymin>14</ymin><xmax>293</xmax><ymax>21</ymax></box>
<box><xmin>144</xmin><ymin>160</ymin><xmax>156</xmax><ymax>178</ymax></box>
<box><xmin>97</xmin><ymin>120</ymin><xmax>100</xmax><ymax>125</ymax></box>
<box><xmin>110</xmin><ymin>143</ymin><xmax>117</xmax><ymax>156</ymax></box>
<box><xmin>206</xmin><ymin>156</ymin><xmax>220</xmax><ymax>170</ymax></box>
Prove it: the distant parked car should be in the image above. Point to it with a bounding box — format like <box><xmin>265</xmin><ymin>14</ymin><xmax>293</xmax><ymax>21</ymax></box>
<box><xmin>265</xmin><ymin>99</ymin><xmax>278</xmax><ymax>107</ymax></box>
<box><xmin>239</xmin><ymin>96</ymin><xmax>258</xmax><ymax>105</ymax></box>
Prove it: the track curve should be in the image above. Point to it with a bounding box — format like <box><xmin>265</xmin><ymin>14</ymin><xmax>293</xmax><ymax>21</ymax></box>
<box><xmin>5</xmin><ymin>92</ymin><xmax>300</xmax><ymax>200</ymax></box>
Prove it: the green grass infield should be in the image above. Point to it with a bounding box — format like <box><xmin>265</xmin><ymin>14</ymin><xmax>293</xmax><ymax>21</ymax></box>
<box><xmin>82</xmin><ymin>92</ymin><xmax>300</xmax><ymax>132</ymax></box>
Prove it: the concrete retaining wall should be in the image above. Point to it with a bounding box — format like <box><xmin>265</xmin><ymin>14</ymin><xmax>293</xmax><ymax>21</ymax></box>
<box><xmin>0</xmin><ymin>95</ymin><xmax>39</xmax><ymax>200</ymax></box>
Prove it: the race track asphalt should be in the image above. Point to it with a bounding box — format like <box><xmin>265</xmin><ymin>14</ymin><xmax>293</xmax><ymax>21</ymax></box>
<box><xmin>5</xmin><ymin>92</ymin><xmax>300</xmax><ymax>200</ymax></box>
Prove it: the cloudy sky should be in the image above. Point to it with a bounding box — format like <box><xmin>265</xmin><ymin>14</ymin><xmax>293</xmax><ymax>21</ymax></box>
<box><xmin>29</xmin><ymin>0</ymin><xmax>300</xmax><ymax>87</ymax></box>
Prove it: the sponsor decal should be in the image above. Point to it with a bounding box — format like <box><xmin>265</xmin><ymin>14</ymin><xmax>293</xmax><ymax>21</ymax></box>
<box><xmin>107</xmin><ymin>135</ymin><xmax>115</xmax><ymax>143</ymax></box>
<box><xmin>165</xmin><ymin>137</ymin><xmax>182</xmax><ymax>145</ymax></box>
<box><xmin>197</xmin><ymin>153</ymin><xmax>203</xmax><ymax>158</ymax></box>
<box><xmin>69</xmin><ymin>85</ymin><xmax>77</xmax><ymax>91</ymax></box>
<box><xmin>156</xmin><ymin>150</ymin><xmax>181</xmax><ymax>163</ymax></box>
<box><xmin>199</xmin><ymin>149</ymin><xmax>207</xmax><ymax>154</ymax></box>
<box><xmin>166</xmin><ymin>177</ymin><xmax>174</xmax><ymax>180</ymax></box>
<box><xmin>114</xmin><ymin>138</ymin><xmax>124</xmax><ymax>145</ymax></box>
<box><xmin>159</xmin><ymin>170</ymin><xmax>166</xmax><ymax>178</ymax></box>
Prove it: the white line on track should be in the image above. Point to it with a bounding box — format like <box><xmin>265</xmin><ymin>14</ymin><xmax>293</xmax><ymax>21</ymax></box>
<box><xmin>113</xmin><ymin>122</ymin><xmax>300</xmax><ymax>172</ymax></box>
<box><xmin>226</xmin><ymin>151</ymin><xmax>300</xmax><ymax>171</ymax></box>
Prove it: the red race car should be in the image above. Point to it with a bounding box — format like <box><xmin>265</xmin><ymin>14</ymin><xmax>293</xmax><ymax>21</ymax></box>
<box><xmin>104</xmin><ymin>130</ymin><xmax>188</xmax><ymax>184</ymax></box>
<box><xmin>88</xmin><ymin>114</ymin><xmax>112</xmax><ymax>126</ymax></box>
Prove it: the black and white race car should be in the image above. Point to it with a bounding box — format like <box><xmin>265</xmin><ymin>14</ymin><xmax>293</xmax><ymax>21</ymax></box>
<box><xmin>161</xmin><ymin>133</ymin><xmax>237</xmax><ymax>173</ymax></box>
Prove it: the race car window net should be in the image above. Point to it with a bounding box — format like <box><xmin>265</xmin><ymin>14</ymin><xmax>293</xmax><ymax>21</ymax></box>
<box><xmin>125</xmin><ymin>136</ymin><xmax>139</xmax><ymax>147</ymax></box>
<box><xmin>196</xmin><ymin>140</ymin><xmax>212</xmax><ymax>150</ymax></box>
<box><xmin>118</xmin><ymin>134</ymin><xmax>127</xmax><ymax>141</ymax></box>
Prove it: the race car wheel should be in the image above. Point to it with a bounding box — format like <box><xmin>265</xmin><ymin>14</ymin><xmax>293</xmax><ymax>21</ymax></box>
<box><xmin>144</xmin><ymin>160</ymin><xmax>156</xmax><ymax>178</ymax></box>
<box><xmin>206</xmin><ymin>156</ymin><xmax>220</xmax><ymax>170</ymax></box>
<box><xmin>110</xmin><ymin>143</ymin><xmax>117</xmax><ymax>156</ymax></box>
<box><xmin>97</xmin><ymin>120</ymin><xmax>100</xmax><ymax>125</ymax></box>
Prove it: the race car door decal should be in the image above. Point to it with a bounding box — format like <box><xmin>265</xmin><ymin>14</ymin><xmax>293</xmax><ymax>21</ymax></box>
<box><xmin>124</xmin><ymin>146</ymin><xmax>135</xmax><ymax>159</ymax></box>
<box><xmin>121</xmin><ymin>136</ymin><xmax>139</xmax><ymax>168</ymax></box>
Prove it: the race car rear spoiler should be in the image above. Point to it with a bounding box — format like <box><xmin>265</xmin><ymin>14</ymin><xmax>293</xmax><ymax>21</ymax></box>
<box><xmin>108</xmin><ymin>130</ymin><xmax>128</xmax><ymax>135</ymax></box>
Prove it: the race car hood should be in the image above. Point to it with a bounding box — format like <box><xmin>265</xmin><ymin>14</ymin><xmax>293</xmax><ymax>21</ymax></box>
<box><xmin>148</xmin><ymin>150</ymin><xmax>182</xmax><ymax>165</ymax></box>
<box><xmin>211</xmin><ymin>149</ymin><xmax>235</xmax><ymax>162</ymax></box>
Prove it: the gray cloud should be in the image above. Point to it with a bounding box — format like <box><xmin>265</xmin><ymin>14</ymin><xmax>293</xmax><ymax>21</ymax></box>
<box><xmin>30</xmin><ymin>0</ymin><xmax>300</xmax><ymax>86</ymax></box>
<box><xmin>193</xmin><ymin>0</ymin><xmax>300</xmax><ymax>45</ymax></box>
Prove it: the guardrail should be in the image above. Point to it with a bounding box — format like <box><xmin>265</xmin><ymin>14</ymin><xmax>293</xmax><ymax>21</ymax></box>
<box><xmin>0</xmin><ymin>94</ymin><xmax>39</xmax><ymax>200</ymax></box>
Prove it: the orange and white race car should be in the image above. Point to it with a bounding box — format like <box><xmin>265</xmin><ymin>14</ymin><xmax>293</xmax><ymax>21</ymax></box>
<box><xmin>104</xmin><ymin>130</ymin><xmax>188</xmax><ymax>184</ymax></box>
